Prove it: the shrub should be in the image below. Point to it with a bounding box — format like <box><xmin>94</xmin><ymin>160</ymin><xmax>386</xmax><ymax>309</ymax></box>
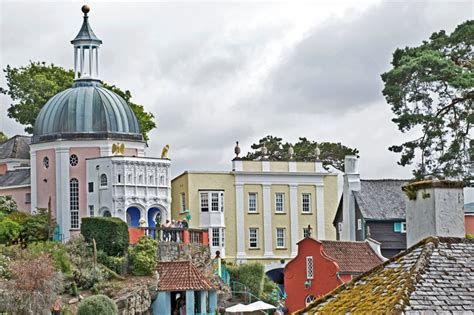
<box><xmin>77</xmin><ymin>294</ymin><xmax>118</xmax><ymax>315</ymax></box>
<box><xmin>81</xmin><ymin>217</ymin><xmax>129</xmax><ymax>256</ymax></box>
<box><xmin>21</xmin><ymin>209</ymin><xmax>51</xmax><ymax>243</ymax></box>
<box><xmin>98</xmin><ymin>250</ymin><xmax>127</xmax><ymax>275</ymax></box>
<box><xmin>0</xmin><ymin>252</ymin><xmax>63</xmax><ymax>314</ymax></box>
<box><xmin>0</xmin><ymin>219</ymin><xmax>22</xmax><ymax>244</ymax></box>
<box><xmin>28</xmin><ymin>241</ymin><xmax>71</xmax><ymax>274</ymax></box>
<box><xmin>6</xmin><ymin>211</ymin><xmax>30</xmax><ymax>225</ymax></box>
<box><xmin>129</xmin><ymin>236</ymin><xmax>157</xmax><ymax>276</ymax></box>
<box><xmin>227</xmin><ymin>263</ymin><xmax>265</xmax><ymax>297</ymax></box>
<box><xmin>0</xmin><ymin>195</ymin><xmax>17</xmax><ymax>215</ymax></box>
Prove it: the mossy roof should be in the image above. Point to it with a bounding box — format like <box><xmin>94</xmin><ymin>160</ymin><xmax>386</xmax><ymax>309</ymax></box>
<box><xmin>294</xmin><ymin>237</ymin><xmax>474</xmax><ymax>314</ymax></box>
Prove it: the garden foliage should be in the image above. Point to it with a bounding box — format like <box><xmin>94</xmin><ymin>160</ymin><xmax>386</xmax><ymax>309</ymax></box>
<box><xmin>77</xmin><ymin>294</ymin><xmax>118</xmax><ymax>315</ymax></box>
<box><xmin>81</xmin><ymin>217</ymin><xmax>129</xmax><ymax>256</ymax></box>
<box><xmin>227</xmin><ymin>262</ymin><xmax>265</xmax><ymax>297</ymax></box>
<box><xmin>129</xmin><ymin>236</ymin><xmax>157</xmax><ymax>276</ymax></box>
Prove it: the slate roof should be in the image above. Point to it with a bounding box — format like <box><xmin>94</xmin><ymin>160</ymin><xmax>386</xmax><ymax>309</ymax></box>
<box><xmin>296</xmin><ymin>237</ymin><xmax>474</xmax><ymax>314</ymax></box>
<box><xmin>71</xmin><ymin>14</ymin><xmax>102</xmax><ymax>44</ymax></box>
<box><xmin>465</xmin><ymin>202</ymin><xmax>474</xmax><ymax>214</ymax></box>
<box><xmin>354</xmin><ymin>179</ymin><xmax>408</xmax><ymax>220</ymax></box>
<box><xmin>156</xmin><ymin>261</ymin><xmax>215</xmax><ymax>292</ymax></box>
<box><xmin>0</xmin><ymin>169</ymin><xmax>30</xmax><ymax>187</ymax></box>
<box><xmin>0</xmin><ymin>135</ymin><xmax>30</xmax><ymax>160</ymax></box>
<box><xmin>321</xmin><ymin>240</ymin><xmax>384</xmax><ymax>273</ymax></box>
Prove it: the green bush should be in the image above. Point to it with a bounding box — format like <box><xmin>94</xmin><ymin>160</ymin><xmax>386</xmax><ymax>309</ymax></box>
<box><xmin>21</xmin><ymin>209</ymin><xmax>51</xmax><ymax>243</ymax></box>
<box><xmin>0</xmin><ymin>219</ymin><xmax>22</xmax><ymax>244</ymax></box>
<box><xmin>129</xmin><ymin>236</ymin><xmax>157</xmax><ymax>276</ymax></box>
<box><xmin>97</xmin><ymin>250</ymin><xmax>127</xmax><ymax>275</ymax></box>
<box><xmin>81</xmin><ymin>217</ymin><xmax>129</xmax><ymax>256</ymax></box>
<box><xmin>77</xmin><ymin>294</ymin><xmax>118</xmax><ymax>315</ymax></box>
<box><xmin>227</xmin><ymin>263</ymin><xmax>265</xmax><ymax>297</ymax></box>
<box><xmin>27</xmin><ymin>241</ymin><xmax>71</xmax><ymax>274</ymax></box>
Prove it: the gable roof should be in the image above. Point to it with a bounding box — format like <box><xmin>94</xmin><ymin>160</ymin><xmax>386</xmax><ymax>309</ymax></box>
<box><xmin>321</xmin><ymin>240</ymin><xmax>384</xmax><ymax>273</ymax></box>
<box><xmin>296</xmin><ymin>237</ymin><xmax>474</xmax><ymax>314</ymax></box>
<box><xmin>156</xmin><ymin>261</ymin><xmax>215</xmax><ymax>292</ymax></box>
<box><xmin>0</xmin><ymin>136</ymin><xmax>30</xmax><ymax>160</ymax></box>
<box><xmin>0</xmin><ymin>169</ymin><xmax>30</xmax><ymax>187</ymax></box>
<box><xmin>354</xmin><ymin>179</ymin><xmax>408</xmax><ymax>220</ymax></box>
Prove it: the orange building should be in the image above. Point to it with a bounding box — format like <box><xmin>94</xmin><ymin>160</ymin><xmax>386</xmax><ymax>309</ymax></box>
<box><xmin>284</xmin><ymin>237</ymin><xmax>384</xmax><ymax>313</ymax></box>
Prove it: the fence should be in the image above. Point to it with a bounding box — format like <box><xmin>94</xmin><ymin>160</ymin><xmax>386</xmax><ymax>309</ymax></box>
<box><xmin>128</xmin><ymin>227</ymin><xmax>209</xmax><ymax>245</ymax></box>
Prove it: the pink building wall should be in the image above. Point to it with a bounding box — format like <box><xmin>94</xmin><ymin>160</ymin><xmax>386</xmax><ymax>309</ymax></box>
<box><xmin>466</xmin><ymin>215</ymin><xmax>474</xmax><ymax>235</ymax></box>
<box><xmin>69</xmin><ymin>147</ymin><xmax>100</xmax><ymax>226</ymax></box>
<box><xmin>35</xmin><ymin>149</ymin><xmax>56</xmax><ymax>214</ymax></box>
<box><xmin>124</xmin><ymin>148</ymin><xmax>138</xmax><ymax>156</ymax></box>
<box><xmin>0</xmin><ymin>186</ymin><xmax>31</xmax><ymax>213</ymax></box>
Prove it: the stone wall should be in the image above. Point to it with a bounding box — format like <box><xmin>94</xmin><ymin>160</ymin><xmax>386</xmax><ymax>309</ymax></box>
<box><xmin>157</xmin><ymin>243</ymin><xmax>212</xmax><ymax>274</ymax></box>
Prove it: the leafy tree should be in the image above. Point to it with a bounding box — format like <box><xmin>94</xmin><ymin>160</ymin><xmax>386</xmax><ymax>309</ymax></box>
<box><xmin>1</xmin><ymin>61</ymin><xmax>156</xmax><ymax>141</ymax></box>
<box><xmin>0</xmin><ymin>196</ymin><xmax>18</xmax><ymax>216</ymax></box>
<box><xmin>0</xmin><ymin>132</ymin><xmax>8</xmax><ymax>143</ymax></box>
<box><xmin>0</xmin><ymin>219</ymin><xmax>22</xmax><ymax>245</ymax></box>
<box><xmin>381</xmin><ymin>20</ymin><xmax>473</xmax><ymax>180</ymax></box>
<box><xmin>243</xmin><ymin>135</ymin><xmax>358</xmax><ymax>171</ymax></box>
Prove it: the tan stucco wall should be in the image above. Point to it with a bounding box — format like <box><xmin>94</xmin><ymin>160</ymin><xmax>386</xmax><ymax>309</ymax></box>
<box><xmin>324</xmin><ymin>175</ymin><xmax>338</xmax><ymax>240</ymax></box>
<box><xmin>297</xmin><ymin>185</ymin><xmax>317</xmax><ymax>239</ymax></box>
<box><xmin>270</xmin><ymin>161</ymin><xmax>289</xmax><ymax>172</ymax></box>
<box><xmin>296</xmin><ymin>162</ymin><xmax>315</xmax><ymax>172</ymax></box>
<box><xmin>171</xmin><ymin>173</ymin><xmax>189</xmax><ymax>222</ymax></box>
<box><xmin>242</xmin><ymin>161</ymin><xmax>262</xmax><ymax>172</ymax></box>
<box><xmin>243</xmin><ymin>184</ymin><xmax>264</xmax><ymax>257</ymax></box>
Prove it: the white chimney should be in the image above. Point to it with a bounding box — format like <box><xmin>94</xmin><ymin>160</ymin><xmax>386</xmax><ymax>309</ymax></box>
<box><xmin>341</xmin><ymin>156</ymin><xmax>360</xmax><ymax>241</ymax></box>
<box><xmin>404</xmin><ymin>180</ymin><xmax>465</xmax><ymax>247</ymax></box>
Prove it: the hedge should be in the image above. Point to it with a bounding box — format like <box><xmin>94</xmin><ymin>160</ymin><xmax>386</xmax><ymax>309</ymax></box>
<box><xmin>227</xmin><ymin>262</ymin><xmax>265</xmax><ymax>297</ymax></box>
<box><xmin>81</xmin><ymin>217</ymin><xmax>129</xmax><ymax>256</ymax></box>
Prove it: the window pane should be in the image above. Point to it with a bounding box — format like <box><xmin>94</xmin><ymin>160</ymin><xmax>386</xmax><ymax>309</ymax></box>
<box><xmin>276</xmin><ymin>228</ymin><xmax>285</xmax><ymax>247</ymax></box>
<box><xmin>275</xmin><ymin>193</ymin><xmax>284</xmax><ymax>212</ymax></box>
<box><xmin>249</xmin><ymin>228</ymin><xmax>258</xmax><ymax>248</ymax></box>
<box><xmin>212</xmin><ymin>228</ymin><xmax>220</xmax><ymax>247</ymax></box>
<box><xmin>181</xmin><ymin>193</ymin><xmax>186</xmax><ymax>211</ymax></box>
<box><xmin>100</xmin><ymin>174</ymin><xmax>107</xmax><ymax>186</ymax></box>
<box><xmin>249</xmin><ymin>193</ymin><xmax>257</xmax><ymax>212</ymax></box>
<box><xmin>306</xmin><ymin>256</ymin><xmax>314</xmax><ymax>279</ymax></box>
<box><xmin>302</xmin><ymin>193</ymin><xmax>311</xmax><ymax>213</ymax></box>
<box><xmin>70</xmin><ymin>178</ymin><xmax>79</xmax><ymax>229</ymax></box>
<box><xmin>211</xmin><ymin>192</ymin><xmax>219</xmax><ymax>212</ymax></box>
<box><xmin>200</xmin><ymin>193</ymin><xmax>209</xmax><ymax>212</ymax></box>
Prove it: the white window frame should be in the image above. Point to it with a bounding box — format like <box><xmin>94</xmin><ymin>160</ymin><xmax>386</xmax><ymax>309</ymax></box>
<box><xmin>88</xmin><ymin>205</ymin><xmax>94</xmax><ymax>217</ymax></box>
<box><xmin>25</xmin><ymin>193</ymin><xmax>31</xmax><ymax>204</ymax></box>
<box><xmin>248</xmin><ymin>193</ymin><xmax>257</xmax><ymax>213</ymax></box>
<box><xmin>212</xmin><ymin>228</ymin><xmax>220</xmax><ymax>247</ymax></box>
<box><xmin>199</xmin><ymin>191</ymin><xmax>225</xmax><ymax>212</ymax></box>
<box><xmin>302</xmin><ymin>193</ymin><xmax>311</xmax><ymax>213</ymax></box>
<box><xmin>275</xmin><ymin>193</ymin><xmax>284</xmax><ymax>213</ymax></box>
<box><xmin>276</xmin><ymin>228</ymin><xmax>285</xmax><ymax>248</ymax></box>
<box><xmin>70</xmin><ymin>178</ymin><xmax>79</xmax><ymax>229</ymax></box>
<box><xmin>100</xmin><ymin>174</ymin><xmax>107</xmax><ymax>187</ymax></box>
<box><xmin>180</xmin><ymin>193</ymin><xmax>186</xmax><ymax>212</ymax></box>
<box><xmin>357</xmin><ymin>218</ymin><xmax>362</xmax><ymax>230</ymax></box>
<box><xmin>401</xmin><ymin>222</ymin><xmax>407</xmax><ymax>233</ymax></box>
<box><xmin>306</xmin><ymin>256</ymin><xmax>314</xmax><ymax>279</ymax></box>
<box><xmin>249</xmin><ymin>228</ymin><xmax>259</xmax><ymax>248</ymax></box>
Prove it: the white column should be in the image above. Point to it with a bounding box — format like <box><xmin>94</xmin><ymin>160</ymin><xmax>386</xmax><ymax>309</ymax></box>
<box><xmin>30</xmin><ymin>151</ymin><xmax>37</xmax><ymax>213</ymax></box>
<box><xmin>95</xmin><ymin>46</ymin><xmax>99</xmax><ymax>77</ymax></box>
<box><xmin>263</xmin><ymin>183</ymin><xmax>273</xmax><ymax>257</ymax></box>
<box><xmin>235</xmin><ymin>183</ymin><xmax>246</xmax><ymax>260</ymax></box>
<box><xmin>55</xmin><ymin>147</ymin><xmax>70</xmax><ymax>242</ymax></box>
<box><xmin>74</xmin><ymin>47</ymin><xmax>78</xmax><ymax>79</ymax></box>
<box><xmin>88</xmin><ymin>47</ymin><xmax>92</xmax><ymax>77</ymax></box>
<box><xmin>289</xmin><ymin>184</ymin><xmax>298</xmax><ymax>256</ymax></box>
<box><xmin>80</xmin><ymin>46</ymin><xmax>84</xmax><ymax>77</ymax></box>
<box><xmin>262</xmin><ymin>161</ymin><xmax>270</xmax><ymax>172</ymax></box>
<box><xmin>315</xmin><ymin>182</ymin><xmax>325</xmax><ymax>240</ymax></box>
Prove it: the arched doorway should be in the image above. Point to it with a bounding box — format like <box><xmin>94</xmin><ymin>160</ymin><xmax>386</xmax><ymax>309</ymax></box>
<box><xmin>266</xmin><ymin>268</ymin><xmax>285</xmax><ymax>294</ymax></box>
<box><xmin>147</xmin><ymin>207</ymin><xmax>163</xmax><ymax>228</ymax></box>
<box><xmin>126</xmin><ymin>207</ymin><xmax>141</xmax><ymax>227</ymax></box>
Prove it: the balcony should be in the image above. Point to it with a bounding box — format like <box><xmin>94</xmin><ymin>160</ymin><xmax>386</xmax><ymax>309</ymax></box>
<box><xmin>128</xmin><ymin>227</ymin><xmax>209</xmax><ymax>245</ymax></box>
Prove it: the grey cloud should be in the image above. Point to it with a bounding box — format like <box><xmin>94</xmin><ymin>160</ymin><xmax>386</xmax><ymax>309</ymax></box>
<box><xmin>265</xmin><ymin>1</ymin><xmax>473</xmax><ymax>114</ymax></box>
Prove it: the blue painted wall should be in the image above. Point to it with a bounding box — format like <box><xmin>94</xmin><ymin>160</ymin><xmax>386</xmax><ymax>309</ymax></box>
<box><xmin>126</xmin><ymin>207</ymin><xmax>141</xmax><ymax>227</ymax></box>
<box><xmin>152</xmin><ymin>292</ymin><xmax>171</xmax><ymax>315</ymax></box>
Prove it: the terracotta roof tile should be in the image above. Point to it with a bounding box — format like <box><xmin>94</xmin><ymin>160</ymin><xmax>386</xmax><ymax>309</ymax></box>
<box><xmin>156</xmin><ymin>261</ymin><xmax>215</xmax><ymax>292</ymax></box>
<box><xmin>321</xmin><ymin>240</ymin><xmax>384</xmax><ymax>273</ymax></box>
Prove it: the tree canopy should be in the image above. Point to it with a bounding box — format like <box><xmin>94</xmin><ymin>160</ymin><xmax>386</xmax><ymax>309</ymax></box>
<box><xmin>0</xmin><ymin>61</ymin><xmax>156</xmax><ymax>141</ymax></box>
<box><xmin>243</xmin><ymin>135</ymin><xmax>358</xmax><ymax>171</ymax></box>
<box><xmin>381</xmin><ymin>20</ymin><xmax>473</xmax><ymax>181</ymax></box>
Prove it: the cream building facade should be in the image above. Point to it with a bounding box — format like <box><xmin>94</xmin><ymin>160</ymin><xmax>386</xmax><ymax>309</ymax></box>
<box><xmin>171</xmin><ymin>159</ymin><xmax>339</xmax><ymax>267</ymax></box>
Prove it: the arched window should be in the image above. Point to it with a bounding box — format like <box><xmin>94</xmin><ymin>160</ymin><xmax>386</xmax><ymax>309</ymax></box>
<box><xmin>103</xmin><ymin>210</ymin><xmax>111</xmax><ymax>217</ymax></box>
<box><xmin>70</xmin><ymin>178</ymin><xmax>79</xmax><ymax>229</ymax></box>
<box><xmin>100</xmin><ymin>174</ymin><xmax>107</xmax><ymax>187</ymax></box>
<box><xmin>305</xmin><ymin>295</ymin><xmax>315</xmax><ymax>306</ymax></box>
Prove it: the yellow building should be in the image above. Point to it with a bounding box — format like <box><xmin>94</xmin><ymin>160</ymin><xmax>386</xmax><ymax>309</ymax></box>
<box><xmin>171</xmin><ymin>159</ymin><xmax>339</xmax><ymax>267</ymax></box>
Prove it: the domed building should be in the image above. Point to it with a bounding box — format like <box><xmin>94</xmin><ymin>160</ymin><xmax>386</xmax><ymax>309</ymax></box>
<box><xmin>29</xmin><ymin>6</ymin><xmax>171</xmax><ymax>242</ymax></box>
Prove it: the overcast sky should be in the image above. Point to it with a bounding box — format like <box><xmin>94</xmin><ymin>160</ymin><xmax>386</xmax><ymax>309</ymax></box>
<box><xmin>1</xmin><ymin>0</ymin><xmax>472</xmax><ymax>180</ymax></box>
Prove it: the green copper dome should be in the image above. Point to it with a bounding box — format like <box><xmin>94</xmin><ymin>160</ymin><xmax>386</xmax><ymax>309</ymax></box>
<box><xmin>32</xmin><ymin>81</ymin><xmax>142</xmax><ymax>143</ymax></box>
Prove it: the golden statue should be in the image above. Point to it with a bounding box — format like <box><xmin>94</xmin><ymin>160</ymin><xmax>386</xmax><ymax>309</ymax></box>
<box><xmin>161</xmin><ymin>144</ymin><xmax>170</xmax><ymax>159</ymax></box>
<box><xmin>112</xmin><ymin>143</ymin><xmax>125</xmax><ymax>155</ymax></box>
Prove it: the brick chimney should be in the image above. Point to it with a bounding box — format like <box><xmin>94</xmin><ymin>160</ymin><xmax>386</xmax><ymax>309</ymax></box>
<box><xmin>341</xmin><ymin>156</ymin><xmax>360</xmax><ymax>241</ymax></box>
<box><xmin>404</xmin><ymin>180</ymin><xmax>465</xmax><ymax>247</ymax></box>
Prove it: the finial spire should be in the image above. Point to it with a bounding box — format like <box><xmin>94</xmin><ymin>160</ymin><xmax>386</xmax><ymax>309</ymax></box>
<box><xmin>72</xmin><ymin>5</ymin><xmax>102</xmax><ymax>81</ymax></box>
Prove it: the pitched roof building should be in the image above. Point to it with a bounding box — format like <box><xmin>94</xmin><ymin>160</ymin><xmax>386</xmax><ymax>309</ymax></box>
<box><xmin>295</xmin><ymin>237</ymin><xmax>474</xmax><ymax>314</ymax></box>
<box><xmin>284</xmin><ymin>237</ymin><xmax>385</xmax><ymax>312</ymax></box>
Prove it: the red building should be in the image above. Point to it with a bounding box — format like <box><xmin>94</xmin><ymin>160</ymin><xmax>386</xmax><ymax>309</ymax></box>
<box><xmin>284</xmin><ymin>237</ymin><xmax>385</xmax><ymax>313</ymax></box>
